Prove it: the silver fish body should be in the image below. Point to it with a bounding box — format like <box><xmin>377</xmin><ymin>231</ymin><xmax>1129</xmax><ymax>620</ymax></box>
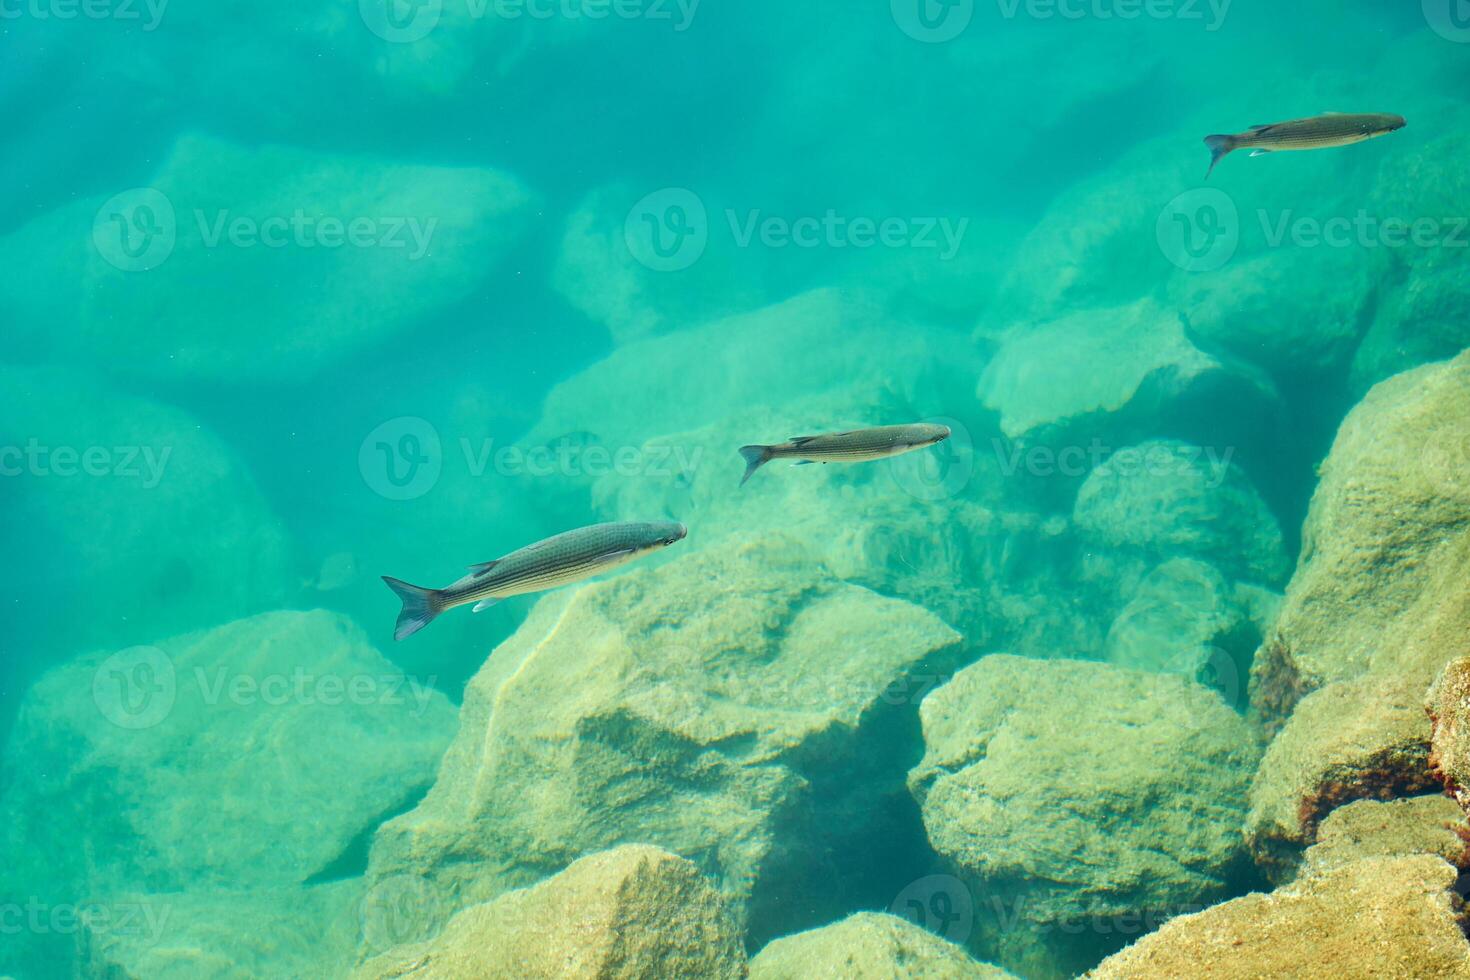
<box><xmin>1204</xmin><ymin>112</ymin><xmax>1405</xmax><ymax>178</ymax></box>
<box><xmin>738</xmin><ymin>422</ymin><xmax>951</xmax><ymax>486</ymax></box>
<box><xmin>383</xmin><ymin>520</ymin><xmax>687</xmax><ymax>640</ymax></box>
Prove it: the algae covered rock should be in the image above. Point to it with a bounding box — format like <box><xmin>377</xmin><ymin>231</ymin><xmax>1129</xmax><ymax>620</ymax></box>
<box><xmin>0</xmin><ymin>366</ymin><xmax>294</xmax><ymax>659</ymax></box>
<box><xmin>552</xmin><ymin>183</ymin><xmax>766</xmax><ymax>345</ymax></box>
<box><xmin>530</xmin><ymin>287</ymin><xmax>982</xmax><ymax>452</ymax></box>
<box><xmin>1073</xmin><ymin>440</ymin><xmax>1288</xmax><ymax>585</ymax></box>
<box><xmin>908</xmin><ymin>655</ymin><xmax>1262</xmax><ymax>976</ymax></box>
<box><xmin>1300</xmin><ymin>796</ymin><xmax>1468</xmax><ymax>878</ymax></box>
<box><xmin>0</xmin><ymin>609</ymin><xmax>456</xmax><ymax>978</ymax></box>
<box><xmin>1087</xmin><ymin>855</ymin><xmax>1470</xmax><ymax>979</ymax></box>
<box><xmin>1102</xmin><ymin>559</ymin><xmax>1264</xmax><ymax>687</ymax></box>
<box><xmin>750</xmin><ymin>911</ymin><xmax>1017</xmax><ymax>980</ymax></box>
<box><xmin>81</xmin><ymin>881</ymin><xmax>365</xmax><ymax>980</ymax></box>
<box><xmin>363</xmin><ymin>537</ymin><xmax>965</xmax><ymax>951</ymax></box>
<box><xmin>1</xmin><ymin>133</ymin><xmax>534</xmax><ymax>382</ymax></box>
<box><xmin>1246</xmin><ymin>352</ymin><xmax>1470</xmax><ymax>876</ymax></box>
<box><xmin>1428</xmin><ymin>657</ymin><xmax>1470</xmax><ymax>814</ymax></box>
<box><xmin>977</xmin><ymin>300</ymin><xmax>1277</xmax><ymax>451</ymax></box>
<box><xmin>356</xmin><ymin>845</ymin><xmax>746</xmax><ymax>980</ymax></box>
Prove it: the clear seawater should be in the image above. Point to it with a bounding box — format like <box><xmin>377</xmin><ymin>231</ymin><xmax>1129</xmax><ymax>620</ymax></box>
<box><xmin>1</xmin><ymin>2</ymin><xmax>1465</xmax><ymax>978</ymax></box>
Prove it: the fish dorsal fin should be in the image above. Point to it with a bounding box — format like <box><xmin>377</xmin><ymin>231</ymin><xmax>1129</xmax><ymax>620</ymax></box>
<box><xmin>468</xmin><ymin>559</ymin><xmax>500</xmax><ymax>577</ymax></box>
<box><xmin>788</xmin><ymin>435</ymin><xmax>820</xmax><ymax>446</ymax></box>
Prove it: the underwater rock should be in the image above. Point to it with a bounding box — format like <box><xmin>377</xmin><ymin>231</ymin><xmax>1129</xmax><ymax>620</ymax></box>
<box><xmin>1299</xmin><ymin>796</ymin><xmax>1468</xmax><ymax>878</ymax></box>
<box><xmin>1073</xmin><ymin>439</ymin><xmax>1287</xmax><ymax>586</ymax></box>
<box><xmin>355</xmin><ymin>845</ymin><xmax>746</xmax><ymax>980</ymax></box>
<box><xmin>1087</xmin><ymin>855</ymin><xmax>1470</xmax><ymax>979</ymax></box>
<box><xmin>1349</xmin><ymin>130</ymin><xmax>1470</xmax><ymax>393</ymax></box>
<box><xmin>362</xmin><ymin>537</ymin><xmax>965</xmax><ymax>952</ymax></box>
<box><xmin>0</xmin><ymin>133</ymin><xmax>534</xmax><ymax>383</ymax></box>
<box><xmin>0</xmin><ymin>610</ymin><xmax>455</xmax><ymax>977</ymax></box>
<box><xmin>1175</xmin><ymin>249</ymin><xmax>1382</xmax><ymax>377</ymax></box>
<box><xmin>908</xmin><ymin>655</ymin><xmax>1261</xmax><ymax>977</ymax></box>
<box><xmin>1428</xmin><ymin>658</ymin><xmax>1470</xmax><ymax>815</ymax></box>
<box><xmin>82</xmin><ymin>882</ymin><xmax>364</xmax><ymax>980</ymax></box>
<box><xmin>1245</xmin><ymin>353</ymin><xmax>1470</xmax><ymax>877</ymax></box>
<box><xmin>1102</xmin><ymin>559</ymin><xmax>1264</xmax><ymax>684</ymax></box>
<box><xmin>530</xmin><ymin>287</ymin><xmax>983</xmax><ymax>452</ymax></box>
<box><xmin>552</xmin><ymin>184</ymin><xmax>766</xmax><ymax>345</ymax></box>
<box><xmin>0</xmin><ymin>365</ymin><xmax>294</xmax><ymax>658</ymax></box>
<box><xmin>749</xmin><ymin>911</ymin><xmax>1018</xmax><ymax>980</ymax></box>
<box><xmin>977</xmin><ymin>300</ymin><xmax>1279</xmax><ymax>454</ymax></box>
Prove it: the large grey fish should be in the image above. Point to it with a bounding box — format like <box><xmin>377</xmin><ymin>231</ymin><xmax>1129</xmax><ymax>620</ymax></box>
<box><xmin>382</xmin><ymin>520</ymin><xmax>687</xmax><ymax>640</ymax></box>
<box><xmin>1203</xmin><ymin>112</ymin><xmax>1405</xmax><ymax>178</ymax></box>
<box><xmin>738</xmin><ymin>422</ymin><xmax>951</xmax><ymax>486</ymax></box>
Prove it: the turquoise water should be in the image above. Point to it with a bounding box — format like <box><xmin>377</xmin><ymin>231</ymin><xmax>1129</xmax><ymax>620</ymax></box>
<box><xmin>2</xmin><ymin>3</ymin><xmax>1468</xmax><ymax>978</ymax></box>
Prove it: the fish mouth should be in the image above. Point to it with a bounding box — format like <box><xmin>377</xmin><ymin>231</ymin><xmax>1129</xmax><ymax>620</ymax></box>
<box><xmin>661</xmin><ymin>523</ymin><xmax>688</xmax><ymax>546</ymax></box>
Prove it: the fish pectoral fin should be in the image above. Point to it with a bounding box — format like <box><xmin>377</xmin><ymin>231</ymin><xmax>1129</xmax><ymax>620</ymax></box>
<box><xmin>472</xmin><ymin>598</ymin><xmax>500</xmax><ymax>613</ymax></box>
<box><xmin>468</xmin><ymin>559</ymin><xmax>501</xmax><ymax>577</ymax></box>
<box><xmin>794</xmin><ymin>460</ymin><xmax>815</xmax><ymax>466</ymax></box>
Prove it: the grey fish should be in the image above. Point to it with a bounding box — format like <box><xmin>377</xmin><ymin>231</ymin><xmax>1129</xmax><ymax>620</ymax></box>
<box><xmin>382</xmin><ymin>520</ymin><xmax>687</xmax><ymax>640</ymax></box>
<box><xmin>738</xmin><ymin>422</ymin><xmax>951</xmax><ymax>486</ymax></box>
<box><xmin>1203</xmin><ymin>112</ymin><xmax>1405</xmax><ymax>178</ymax></box>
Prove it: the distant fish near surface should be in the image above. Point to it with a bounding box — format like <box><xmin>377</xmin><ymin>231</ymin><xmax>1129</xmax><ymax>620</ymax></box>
<box><xmin>382</xmin><ymin>520</ymin><xmax>687</xmax><ymax>640</ymax></box>
<box><xmin>738</xmin><ymin>423</ymin><xmax>951</xmax><ymax>486</ymax></box>
<box><xmin>1203</xmin><ymin>112</ymin><xmax>1405</xmax><ymax>178</ymax></box>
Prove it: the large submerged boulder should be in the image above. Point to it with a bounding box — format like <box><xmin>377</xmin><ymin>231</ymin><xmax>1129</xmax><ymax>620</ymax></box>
<box><xmin>749</xmin><ymin>911</ymin><xmax>1017</xmax><ymax>980</ymax></box>
<box><xmin>0</xmin><ymin>366</ymin><xmax>295</xmax><ymax>659</ymax></box>
<box><xmin>362</xmin><ymin>537</ymin><xmax>965</xmax><ymax>951</ymax></box>
<box><xmin>1087</xmin><ymin>856</ymin><xmax>1470</xmax><ymax>979</ymax></box>
<box><xmin>908</xmin><ymin>655</ymin><xmax>1262</xmax><ymax>977</ymax></box>
<box><xmin>0</xmin><ymin>611</ymin><xmax>456</xmax><ymax>979</ymax></box>
<box><xmin>356</xmin><ymin>846</ymin><xmax>746</xmax><ymax>980</ymax></box>
<box><xmin>0</xmin><ymin>133</ymin><xmax>535</xmax><ymax>383</ymax></box>
<box><xmin>1072</xmin><ymin>439</ymin><xmax>1288</xmax><ymax>586</ymax></box>
<box><xmin>977</xmin><ymin>300</ymin><xmax>1279</xmax><ymax>453</ymax></box>
<box><xmin>1246</xmin><ymin>352</ymin><xmax>1470</xmax><ymax>877</ymax></box>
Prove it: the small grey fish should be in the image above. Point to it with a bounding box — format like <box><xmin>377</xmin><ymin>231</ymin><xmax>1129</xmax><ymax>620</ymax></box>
<box><xmin>1203</xmin><ymin>112</ymin><xmax>1405</xmax><ymax>179</ymax></box>
<box><xmin>382</xmin><ymin>520</ymin><xmax>687</xmax><ymax>640</ymax></box>
<box><xmin>738</xmin><ymin>422</ymin><xmax>951</xmax><ymax>486</ymax></box>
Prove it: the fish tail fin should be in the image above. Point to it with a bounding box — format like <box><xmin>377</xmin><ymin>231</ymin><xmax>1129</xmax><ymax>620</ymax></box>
<box><xmin>738</xmin><ymin>445</ymin><xmax>773</xmax><ymax>487</ymax></box>
<box><xmin>1203</xmin><ymin>134</ymin><xmax>1236</xmax><ymax>180</ymax></box>
<box><xmin>382</xmin><ymin>576</ymin><xmax>442</xmax><ymax>641</ymax></box>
